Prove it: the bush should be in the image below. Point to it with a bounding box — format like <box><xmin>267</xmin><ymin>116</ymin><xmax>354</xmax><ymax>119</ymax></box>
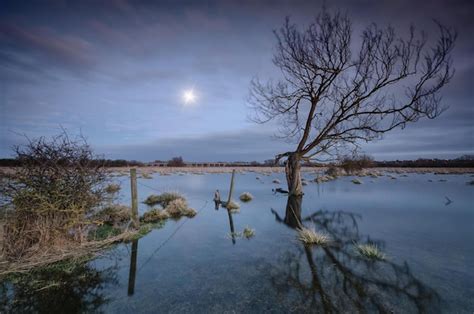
<box><xmin>1</xmin><ymin>132</ymin><xmax>108</xmax><ymax>259</ymax></box>
<box><xmin>339</xmin><ymin>154</ymin><xmax>374</xmax><ymax>174</ymax></box>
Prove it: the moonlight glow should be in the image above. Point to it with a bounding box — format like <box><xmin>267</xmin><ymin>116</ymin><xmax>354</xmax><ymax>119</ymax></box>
<box><xmin>183</xmin><ymin>89</ymin><xmax>197</xmax><ymax>104</ymax></box>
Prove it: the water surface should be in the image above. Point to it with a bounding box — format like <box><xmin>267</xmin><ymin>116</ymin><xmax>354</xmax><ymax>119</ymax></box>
<box><xmin>3</xmin><ymin>171</ymin><xmax>474</xmax><ymax>313</ymax></box>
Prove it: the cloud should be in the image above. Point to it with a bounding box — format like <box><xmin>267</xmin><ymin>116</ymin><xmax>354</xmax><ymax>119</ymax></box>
<box><xmin>0</xmin><ymin>22</ymin><xmax>96</xmax><ymax>74</ymax></box>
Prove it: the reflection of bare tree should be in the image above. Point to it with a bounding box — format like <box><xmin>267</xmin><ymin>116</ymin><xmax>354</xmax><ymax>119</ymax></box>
<box><xmin>268</xmin><ymin>195</ymin><xmax>440</xmax><ymax>313</ymax></box>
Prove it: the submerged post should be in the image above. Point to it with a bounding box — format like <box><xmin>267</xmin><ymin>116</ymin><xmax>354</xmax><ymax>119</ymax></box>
<box><xmin>226</xmin><ymin>169</ymin><xmax>236</xmax><ymax>205</ymax></box>
<box><xmin>130</xmin><ymin>168</ymin><xmax>139</xmax><ymax>229</ymax></box>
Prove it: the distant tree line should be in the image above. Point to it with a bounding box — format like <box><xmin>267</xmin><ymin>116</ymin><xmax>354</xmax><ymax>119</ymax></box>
<box><xmin>1</xmin><ymin>156</ymin><xmax>473</xmax><ymax>168</ymax></box>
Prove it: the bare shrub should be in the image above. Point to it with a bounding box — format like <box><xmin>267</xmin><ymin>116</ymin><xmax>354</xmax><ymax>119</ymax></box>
<box><xmin>1</xmin><ymin>132</ymin><xmax>108</xmax><ymax>259</ymax></box>
<box><xmin>339</xmin><ymin>155</ymin><xmax>375</xmax><ymax>174</ymax></box>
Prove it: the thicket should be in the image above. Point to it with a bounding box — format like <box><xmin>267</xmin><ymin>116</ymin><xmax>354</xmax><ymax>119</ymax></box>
<box><xmin>1</xmin><ymin>133</ymin><xmax>109</xmax><ymax>260</ymax></box>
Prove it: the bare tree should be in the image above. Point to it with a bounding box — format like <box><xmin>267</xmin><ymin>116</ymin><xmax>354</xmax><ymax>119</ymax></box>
<box><xmin>249</xmin><ymin>10</ymin><xmax>456</xmax><ymax>195</ymax></box>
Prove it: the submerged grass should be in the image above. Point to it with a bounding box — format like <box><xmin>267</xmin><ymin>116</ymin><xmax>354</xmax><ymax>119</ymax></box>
<box><xmin>88</xmin><ymin>224</ymin><xmax>121</xmax><ymax>241</ymax></box>
<box><xmin>355</xmin><ymin>243</ymin><xmax>386</xmax><ymax>260</ymax></box>
<box><xmin>297</xmin><ymin>228</ymin><xmax>330</xmax><ymax>246</ymax></box>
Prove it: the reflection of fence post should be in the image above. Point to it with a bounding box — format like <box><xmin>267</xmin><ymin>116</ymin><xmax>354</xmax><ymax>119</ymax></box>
<box><xmin>226</xmin><ymin>169</ymin><xmax>236</xmax><ymax>204</ymax></box>
<box><xmin>130</xmin><ymin>168</ymin><xmax>139</xmax><ymax>229</ymax></box>
<box><xmin>227</xmin><ymin>210</ymin><xmax>236</xmax><ymax>245</ymax></box>
<box><xmin>127</xmin><ymin>239</ymin><xmax>138</xmax><ymax>296</ymax></box>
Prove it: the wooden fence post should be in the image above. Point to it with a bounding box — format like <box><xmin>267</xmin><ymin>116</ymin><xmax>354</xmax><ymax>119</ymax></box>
<box><xmin>130</xmin><ymin>168</ymin><xmax>139</xmax><ymax>229</ymax></box>
<box><xmin>226</xmin><ymin>169</ymin><xmax>236</xmax><ymax>205</ymax></box>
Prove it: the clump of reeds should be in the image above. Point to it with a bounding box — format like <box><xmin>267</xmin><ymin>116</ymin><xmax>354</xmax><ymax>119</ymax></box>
<box><xmin>141</xmin><ymin>209</ymin><xmax>170</xmax><ymax>223</ymax></box>
<box><xmin>93</xmin><ymin>205</ymin><xmax>130</xmax><ymax>226</ymax></box>
<box><xmin>355</xmin><ymin>243</ymin><xmax>386</xmax><ymax>260</ymax></box>
<box><xmin>104</xmin><ymin>183</ymin><xmax>121</xmax><ymax>194</ymax></box>
<box><xmin>143</xmin><ymin>192</ymin><xmax>184</xmax><ymax>206</ymax></box>
<box><xmin>297</xmin><ymin>227</ymin><xmax>330</xmax><ymax>246</ymax></box>
<box><xmin>243</xmin><ymin>226</ymin><xmax>255</xmax><ymax>239</ymax></box>
<box><xmin>226</xmin><ymin>200</ymin><xmax>240</xmax><ymax>211</ymax></box>
<box><xmin>239</xmin><ymin>192</ymin><xmax>253</xmax><ymax>202</ymax></box>
<box><xmin>351</xmin><ymin>178</ymin><xmax>362</xmax><ymax>184</ymax></box>
<box><xmin>164</xmin><ymin>199</ymin><xmax>197</xmax><ymax>218</ymax></box>
<box><xmin>141</xmin><ymin>173</ymin><xmax>153</xmax><ymax>179</ymax></box>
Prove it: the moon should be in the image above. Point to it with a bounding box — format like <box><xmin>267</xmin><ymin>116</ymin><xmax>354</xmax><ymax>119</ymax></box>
<box><xmin>182</xmin><ymin>89</ymin><xmax>196</xmax><ymax>105</ymax></box>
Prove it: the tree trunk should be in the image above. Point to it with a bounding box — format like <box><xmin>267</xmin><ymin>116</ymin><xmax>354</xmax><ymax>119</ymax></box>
<box><xmin>285</xmin><ymin>153</ymin><xmax>303</xmax><ymax>196</ymax></box>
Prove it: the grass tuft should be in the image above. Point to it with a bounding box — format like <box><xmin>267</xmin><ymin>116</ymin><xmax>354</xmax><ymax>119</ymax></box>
<box><xmin>239</xmin><ymin>192</ymin><xmax>253</xmax><ymax>202</ymax></box>
<box><xmin>226</xmin><ymin>200</ymin><xmax>240</xmax><ymax>211</ymax></box>
<box><xmin>297</xmin><ymin>228</ymin><xmax>330</xmax><ymax>246</ymax></box>
<box><xmin>141</xmin><ymin>173</ymin><xmax>153</xmax><ymax>179</ymax></box>
<box><xmin>141</xmin><ymin>209</ymin><xmax>170</xmax><ymax>223</ymax></box>
<box><xmin>355</xmin><ymin>243</ymin><xmax>386</xmax><ymax>260</ymax></box>
<box><xmin>143</xmin><ymin>192</ymin><xmax>184</xmax><ymax>206</ymax></box>
<box><xmin>104</xmin><ymin>183</ymin><xmax>121</xmax><ymax>194</ymax></box>
<box><xmin>165</xmin><ymin>199</ymin><xmax>196</xmax><ymax>218</ymax></box>
<box><xmin>243</xmin><ymin>226</ymin><xmax>255</xmax><ymax>239</ymax></box>
<box><xmin>351</xmin><ymin>178</ymin><xmax>362</xmax><ymax>184</ymax></box>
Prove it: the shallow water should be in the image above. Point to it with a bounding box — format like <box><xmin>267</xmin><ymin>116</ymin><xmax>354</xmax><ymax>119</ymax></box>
<box><xmin>3</xmin><ymin>171</ymin><xmax>474</xmax><ymax>313</ymax></box>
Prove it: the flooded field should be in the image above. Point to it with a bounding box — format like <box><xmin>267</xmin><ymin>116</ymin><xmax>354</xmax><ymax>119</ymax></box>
<box><xmin>2</xmin><ymin>171</ymin><xmax>473</xmax><ymax>313</ymax></box>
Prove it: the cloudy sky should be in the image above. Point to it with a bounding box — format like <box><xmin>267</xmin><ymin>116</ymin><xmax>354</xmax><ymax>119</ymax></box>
<box><xmin>0</xmin><ymin>0</ymin><xmax>472</xmax><ymax>161</ymax></box>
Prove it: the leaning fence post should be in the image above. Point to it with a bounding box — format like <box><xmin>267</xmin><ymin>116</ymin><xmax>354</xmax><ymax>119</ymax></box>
<box><xmin>130</xmin><ymin>168</ymin><xmax>139</xmax><ymax>228</ymax></box>
<box><xmin>226</xmin><ymin>169</ymin><xmax>236</xmax><ymax>205</ymax></box>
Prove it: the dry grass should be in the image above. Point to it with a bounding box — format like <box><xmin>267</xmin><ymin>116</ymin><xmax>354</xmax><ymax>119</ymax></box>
<box><xmin>0</xmin><ymin>230</ymin><xmax>137</xmax><ymax>276</ymax></box>
<box><xmin>355</xmin><ymin>243</ymin><xmax>386</xmax><ymax>260</ymax></box>
<box><xmin>297</xmin><ymin>228</ymin><xmax>330</xmax><ymax>246</ymax></box>
<box><xmin>164</xmin><ymin>199</ymin><xmax>196</xmax><ymax>218</ymax></box>
<box><xmin>104</xmin><ymin>183</ymin><xmax>121</xmax><ymax>194</ymax></box>
<box><xmin>141</xmin><ymin>209</ymin><xmax>170</xmax><ymax>223</ymax></box>
<box><xmin>92</xmin><ymin>205</ymin><xmax>130</xmax><ymax>226</ymax></box>
<box><xmin>239</xmin><ymin>192</ymin><xmax>253</xmax><ymax>202</ymax></box>
<box><xmin>140</xmin><ymin>173</ymin><xmax>153</xmax><ymax>179</ymax></box>
<box><xmin>226</xmin><ymin>200</ymin><xmax>240</xmax><ymax>211</ymax></box>
<box><xmin>143</xmin><ymin>192</ymin><xmax>184</xmax><ymax>206</ymax></box>
<box><xmin>243</xmin><ymin>227</ymin><xmax>255</xmax><ymax>239</ymax></box>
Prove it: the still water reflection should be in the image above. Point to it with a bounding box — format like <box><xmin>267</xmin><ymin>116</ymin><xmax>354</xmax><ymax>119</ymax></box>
<box><xmin>1</xmin><ymin>172</ymin><xmax>473</xmax><ymax>313</ymax></box>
